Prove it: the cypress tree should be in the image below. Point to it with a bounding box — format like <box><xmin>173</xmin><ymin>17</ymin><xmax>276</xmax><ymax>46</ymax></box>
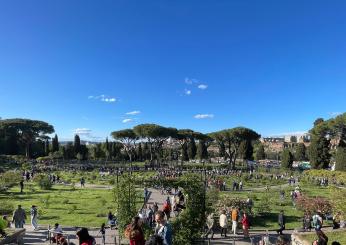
<box><xmin>52</xmin><ymin>134</ymin><xmax>59</xmax><ymax>152</ymax></box>
<box><xmin>137</xmin><ymin>143</ymin><xmax>143</xmax><ymax>162</ymax></box>
<box><xmin>188</xmin><ymin>138</ymin><xmax>197</xmax><ymax>160</ymax></box>
<box><xmin>219</xmin><ymin>141</ymin><xmax>226</xmax><ymax>158</ymax></box>
<box><xmin>197</xmin><ymin>140</ymin><xmax>208</xmax><ymax>160</ymax></box>
<box><xmin>181</xmin><ymin>143</ymin><xmax>189</xmax><ymax>161</ymax></box>
<box><xmin>281</xmin><ymin>149</ymin><xmax>293</xmax><ymax>169</ymax></box>
<box><xmin>74</xmin><ymin>134</ymin><xmax>81</xmax><ymax>155</ymax></box>
<box><xmin>44</xmin><ymin>139</ymin><xmax>50</xmax><ymax>156</ymax></box>
<box><xmin>294</xmin><ymin>143</ymin><xmax>306</xmax><ymax>161</ymax></box>
<box><xmin>335</xmin><ymin>141</ymin><xmax>346</xmax><ymax>171</ymax></box>
<box><xmin>255</xmin><ymin>144</ymin><xmax>265</xmax><ymax>160</ymax></box>
<box><xmin>309</xmin><ymin>136</ymin><xmax>330</xmax><ymax>169</ymax></box>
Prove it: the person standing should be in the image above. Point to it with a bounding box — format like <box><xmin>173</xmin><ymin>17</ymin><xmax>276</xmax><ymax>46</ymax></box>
<box><xmin>12</xmin><ymin>205</ymin><xmax>26</xmax><ymax>228</ymax></box>
<box><xmin>30</xmin><ymin>205</ymin><xmax>38</xmax><ymax>230</ymax></box>
<box><xmin>19</xmin><ymin>180</ymin><xmax>24</xmax><ymax>193</ymax></box>
<box><xmin>80</xmin><ymin>177</ymin><xmax>85</xmax><ymax>187</ymax></box>
<box><xmin>219</xmin><ymin>210</ymin><xmax>228</xmax><ymax>238</ymax></box>
<box><xmin>155</xmin><ymin>211</ymin><xmax>172</xmax><ymax>245</ymax></box>
<box><xmin>231</xmin><ymin>207</ymin><xmax>238</xmax><ymax>235</ymax></box>
<box><xmin>241</xmin><ymin>212</ymin><xmax>250</xmax><ymax>238</ymax></box>
<box><xmin>277</xmin><ymin>210</ymin><xmax>285</xmax><ymax>235</ymax></box>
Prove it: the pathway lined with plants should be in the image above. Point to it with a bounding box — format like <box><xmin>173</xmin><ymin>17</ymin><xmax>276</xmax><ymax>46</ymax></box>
<box><xmin>147</xmin><ymin>187</ymin><xmax>293</xmax><ymax>244</ymax></box>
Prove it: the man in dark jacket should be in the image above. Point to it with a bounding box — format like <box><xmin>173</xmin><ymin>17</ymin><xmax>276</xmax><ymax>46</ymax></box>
<box><xmin>12</xmin><ymin>205</ymin><xmax>26</xmax><ymax>228</ymax></box>
<box><xmin>277</xmin><ymin>210</ymin><xmax>285</xmax><ymax>235</ymax></box>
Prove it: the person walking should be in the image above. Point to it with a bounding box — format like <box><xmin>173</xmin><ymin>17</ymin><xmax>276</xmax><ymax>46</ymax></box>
<box><xmin>231</xmin><ymin>207</ymin><xmax>238</xmax><ymax>235</ymax></box>
<box><xmin>219</xmin><ymin>210</ymin><xmax>228</xmax><ymax>238</ymax></box>
<box><xmin>277</xmin><ymin>210</ymin><xmax>285</xmax><ymax>235</ymax></box>
<box><xmin>30</xmin><ymin>205</ymin><xmax>38</xmax><ymax>230</ymax></box>
<box><xmin>99</xmin><ymin>223</ymin><xmax>106</xmax><ymax>245</ymax></box>
<box><xmin>204</xmin><ymin>213</ymin><xmax>215</xmax><ymax>239</ymax></box>
<box><xmin>155</xmin><ymin>211</ymin><xmax>172</xmax><ymax>245</ymax></box>
<box><xmin>12</xmin><ymin>205</ymin><xmax>26</xmax><ymax>228</ymax></box>
<box><xmin>241</xmin><ymin>212</ymin><xmax>250</xmax><ymax>238</ymax></box>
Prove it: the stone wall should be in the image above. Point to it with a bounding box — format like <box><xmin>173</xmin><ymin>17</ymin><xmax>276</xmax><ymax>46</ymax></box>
<box><xmin>0</xmin><ymin>228</ymin><xmax>25</xmax><ymax>245</ymax></box>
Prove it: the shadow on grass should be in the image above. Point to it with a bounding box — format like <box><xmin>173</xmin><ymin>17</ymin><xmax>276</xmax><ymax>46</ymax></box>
<box><xmin>253</xmin><ymin>212</ymin><xmax>301</xmax><ymax>228</ymax></box>
<box><xmin>40</xmin><ymin>215</ymin><xmax>59</xmax><ymax>220</ymax></box>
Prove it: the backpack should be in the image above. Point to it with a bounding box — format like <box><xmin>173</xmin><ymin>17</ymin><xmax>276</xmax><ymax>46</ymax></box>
<box><xmin>312</xmin><ymin>215</ymin><xmax>321</xmax><ymax>229</ymax></box>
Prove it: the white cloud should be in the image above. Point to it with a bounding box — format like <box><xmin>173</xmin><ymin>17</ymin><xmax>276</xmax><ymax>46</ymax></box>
<box><xmin>194</xmin><ymin>114</ymin><xmax>214</xmax><ymax>119</ymax></box>
<box><xmin>271</xmin><ymin>131</ymin><xmax>308</xmax><ymax>137</ymax></box>
<box><xmin>74</xmin><ymin>128</ymin><xmax>92</xmax><ymax>135</ymax></box>
<box><xmin>198</xmin><ymin>84</ymin><xmax>208</xmax><ymax>90</ymax></box>
<box><xmin>72</xmin><ymin>128</ymin><xmax>104</xmax><ymax>141</ymax></box>
<box><xmin>122</xmin><ymin>118</ymin><xmax>133</xmax><ymax>123</ymax></box>
<box><xmin>88</xmin><ymin>95</ymin><xmax>117</xmax><ymax>103</ymax></box>
<box><xmin>184</xmin><ymin>89</ymin><xmax>192</xmax><ymax>95</ymax></box>
<box><xmin>102</xmin><ymin>97</ymin><xmax>116</xmax><ymax>102</ymax></box>
<box><xmin>126</xmin><ymin>110</ymin><xmax>141</xmax><ymax>115</ymax></box>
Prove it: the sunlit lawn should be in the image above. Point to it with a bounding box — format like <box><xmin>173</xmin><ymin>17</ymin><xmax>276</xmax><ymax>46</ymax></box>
<box><xmin>1</xmin><ymin>182</ymin><xmax>144</xmax><ymax>227</ymax></box>
<box><xmin>220</xmin><ymin>181</ymin><xmax>334</xmax><ymax>230</ymax></box>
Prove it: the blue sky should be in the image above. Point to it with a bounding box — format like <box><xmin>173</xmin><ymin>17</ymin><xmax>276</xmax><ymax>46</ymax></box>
<box><xmin>0</xmin><ymin>0</ymin><xmax>345</xmax><ymax>141</ymax></box>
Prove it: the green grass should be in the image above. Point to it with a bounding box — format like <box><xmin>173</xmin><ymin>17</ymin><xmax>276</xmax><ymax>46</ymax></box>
<box><xmin>219</xmin><ymin>182</ymin><xmax>334</xmax><ymax>230</ymax></box>
<box><xmin>0</xmin><ymin>182</ymin><xmax>144</xmax><ymax>227</ymax></box>
<box><xmin>297</xmin><ymin>229</ymin><xmax>346</xmax><ymax>244</ymax></box>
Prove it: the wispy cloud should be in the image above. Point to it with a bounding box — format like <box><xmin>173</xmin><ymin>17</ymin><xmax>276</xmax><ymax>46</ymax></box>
<box><xmin>122</xmin><ymin>118</ymin><xmax>133</xmax><ymax>123</ymax></box>
<box><xmin>270</xmin><ymin>131</ymin><xmax>308</xmax><ymax>137</ymax></box>
<box><xmin>73</xmin><ymin>128</ymin><xmax>104</xmax><ymax>141</ymax></box>
<box><xmin>74</xmin><ymin>128</ymin><xmax>92</xmax><ymax>136</ymax></box>
<box><xmin>88</xmin><ymin>95</ymin><xmax>117</xmax><ymax>103</ymax></box>
<box><xmin>198</xmin><ymin>84</ymin><xmax>208</xmax><ymax>90</ymax></box>
<box><xmin>126</xmin><ymin>110</ymin><xmax>141</xmax><ymax>115</ymax></box>
<box><xmin>184</xmin><ymin>89</ymin><xmax>192</xmax><ymax>95</ymax></box>
<box><xmin>329</xmin><ymin>112</ymin><xmax>342</xmax><ymax>117</ymax></box>
<box><xmin>185</xmin><ymin>77</ymin><xmax>199</xmax><ymax>85</ymax></box>
<box><xmin>194</xmin><ymin>114</ymin><xmax>214</xmax><ymax>119</ymax></box>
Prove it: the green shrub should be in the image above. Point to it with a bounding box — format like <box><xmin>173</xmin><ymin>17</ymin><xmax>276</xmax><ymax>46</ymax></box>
<box><xmin>0</xmin><ymin>218</ymin><xmax>8</xmax><ymax>231</ymax></box>
<box><xmin>40</xmin><ymin>195</ymin><xmax>51</xmax><ymax>208</ymax></box>
<box><xmin>0</xmin><ymin>171</ymin><xmax>22</xmax><ymax>191</ymax></box>
<box><xmin>33</xmin><ymin>174</ymin><xmax>52</xmax><ymax>190</ymax></box>
<box><xmin>0</xmin><ymin>200</ymin><xmax>14</xmax><ymax>215</ymax></box>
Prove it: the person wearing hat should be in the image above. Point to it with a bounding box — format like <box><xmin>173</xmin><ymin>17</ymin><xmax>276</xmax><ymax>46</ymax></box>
<box><xmin>30</xmin><ymin>205</ymin><xmax>38</xmax><ymax>230</ymax></box>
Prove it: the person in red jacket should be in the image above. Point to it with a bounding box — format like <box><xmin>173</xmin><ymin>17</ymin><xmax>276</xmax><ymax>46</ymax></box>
<box><xmin>241</xmin><ymin>212</ymin><xmax>250</xmax><ymax>238</ymax></box>
<box><xmin>125</xmin><ymin>216</ymin><xmax>145</xmax><ymax>245</ymax></box>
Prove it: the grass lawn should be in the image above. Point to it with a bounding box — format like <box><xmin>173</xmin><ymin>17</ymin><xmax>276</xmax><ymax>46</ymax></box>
<box><xmin>219</xmin><ymin>182</ymin><xmax>334</xmax><ymax>230</ymax></box>
<box><xmin>297</xmin><ymin>229</ymin><xmax>346</xmax><ymax>244</ymax></box>
<box><xmin>0</xmin><ymin>182</ymin><xmax>144</xmax><ymax>227</ymax></box>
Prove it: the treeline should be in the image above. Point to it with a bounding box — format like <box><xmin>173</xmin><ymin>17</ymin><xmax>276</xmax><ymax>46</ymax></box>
<box><xmin>1</xmin><ymin>113</ymin><xmax>346</xmax><ymax>171</ymax></box>
<box><xmin>254</xmin><ymin>113</ymin><xmax>346</xmax><ymax>171</ymax></box>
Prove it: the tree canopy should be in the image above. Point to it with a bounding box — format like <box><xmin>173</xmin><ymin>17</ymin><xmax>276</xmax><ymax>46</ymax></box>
<box><xmin>111</xmin><ymin>129</ymin><xmax>138</xmax><ymax>161</ymax></box>
<box><xmin>209</xmin><ymin>127</ymin><xmax>260</xmax><ymax>169</ymax></box>
<box><xmin>133</xmin><ymin>124</ymin><xmax>177</xmax><ymax>161</ymax></box>
<box><xmin>0</xmin><ymin>118</ymin><xmax>54</xmax><ymax>157</ymax></box>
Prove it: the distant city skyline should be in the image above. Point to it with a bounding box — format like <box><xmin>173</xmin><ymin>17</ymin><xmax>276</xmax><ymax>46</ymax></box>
<box><xmin>1</xmin><ymin>1</ymin><xmax>345</xmax><ymax>141</ymax></box>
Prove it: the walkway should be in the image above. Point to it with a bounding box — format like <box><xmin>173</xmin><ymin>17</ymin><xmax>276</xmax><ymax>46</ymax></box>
<box><xmin>147</xmin><ymin>187</ymin><xmax>293</xmax><ymax>244</ymax></box>
<box><xmin>23</xmin><ymin>224</ymin><xmax>118</xmax><ymax>245</ymax></box>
